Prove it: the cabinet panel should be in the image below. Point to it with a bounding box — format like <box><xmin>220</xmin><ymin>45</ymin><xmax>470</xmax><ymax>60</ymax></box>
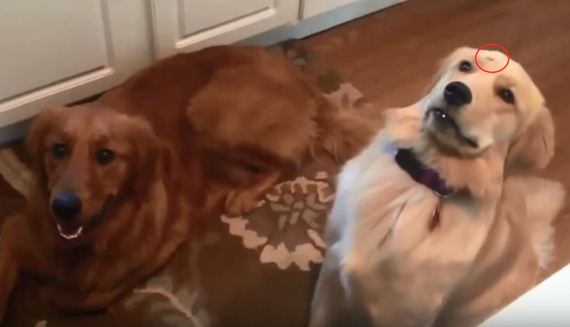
<box><xmin>0</xmin><ymin>0</ymin><xmax>151</xmax><ymax>129</ymax></box>
<box><xmin>0</xmin><ymin>0</ymin><xmax>108</xmax><ymax>101</ymax></box>
<box><xmin>151</xmin><ymin>0</ymin><xmax>299</xmax><ymax>58</ymax></box>
<box><xmin>182</xmin><ymin>0</ymin><xmax>274</xmax><ymax>36</ymax></box>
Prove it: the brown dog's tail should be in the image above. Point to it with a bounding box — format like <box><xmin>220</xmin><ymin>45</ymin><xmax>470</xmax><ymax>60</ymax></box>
<box><xmin>314</xmin><ymin>97</ymin><xmax>379</xmax><ymax>164</ymax></box>
<box><xmin>289</xmin><ymin>54</ymin><xmax>380</xmax><ymax>165</ymax></box>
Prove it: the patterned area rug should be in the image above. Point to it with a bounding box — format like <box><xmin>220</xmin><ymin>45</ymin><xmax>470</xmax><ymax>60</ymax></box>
<box><xmin>0</xmin><ymin>42</ymin><xmax>381</xmax><ymax>327</ymax></box>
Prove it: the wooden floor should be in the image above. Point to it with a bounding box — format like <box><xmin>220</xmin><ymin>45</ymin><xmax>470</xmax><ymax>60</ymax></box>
<box><xmin>305</xmin><ymin>0</ymin><xmax>570</xmax><ymax>276</ymax></box>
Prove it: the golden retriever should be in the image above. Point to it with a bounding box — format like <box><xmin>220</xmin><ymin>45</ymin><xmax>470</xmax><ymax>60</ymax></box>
<box><xmin>309</xmin><ymin>47</ymin><xmax>566</xmax><ymax>327</ymax></box>
<box><xmin>0</xmin><ymin>45</ymin><xmax>374</xmax><ymax>320</ymax></box>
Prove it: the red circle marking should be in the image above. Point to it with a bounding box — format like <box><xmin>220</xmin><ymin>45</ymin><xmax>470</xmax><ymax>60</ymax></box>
<box><xmin>474</xmin><ymin>43</ymin><xmax>510</xmax><ymax>73</ymax></box>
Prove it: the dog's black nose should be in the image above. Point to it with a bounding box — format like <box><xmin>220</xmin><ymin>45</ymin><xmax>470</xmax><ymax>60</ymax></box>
<box><xmin>444</xmin><ymin>81</ymin><xmax>472</xmax><ymax>107</ymax></box>
<box><xmin>51</xmin><ymin>192</ymin><xmax>82</xmax><ymax>221</ymax></box>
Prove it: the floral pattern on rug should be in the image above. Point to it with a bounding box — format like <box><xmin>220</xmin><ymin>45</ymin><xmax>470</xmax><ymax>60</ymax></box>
<box><xmin>222</xmin><ymin>172</ymin><xmax>333</xmax><ymax>271</ymax></box>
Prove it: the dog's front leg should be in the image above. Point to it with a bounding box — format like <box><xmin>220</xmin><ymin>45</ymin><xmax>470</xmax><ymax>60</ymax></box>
<box><xmin>362</xmin><ymin>283</ymin><xmax>447</xmax><ymax>327</ymax></box>
<box><xmin>225</xmin><ymin>169</ymin><xmax>281</xmax><ymax>216</ymax></box>
<box><xmin>0</xmin><ymin>247</ymin><xmax>17</xmax><ymax>322</ymax></box>
<box><xmin>0</xmin><ymin>216</ymin><xmax>22</xmax><ymax>322</ymax></box>
<box><xmin>309</xmin><ymin>251</ymin><xmax>372</xmax><ymax>327</ymax></box>
<box><xmin>309</xmin><ymin>256</ymin><xmax>344</xmax><ymax>327</ymax></box>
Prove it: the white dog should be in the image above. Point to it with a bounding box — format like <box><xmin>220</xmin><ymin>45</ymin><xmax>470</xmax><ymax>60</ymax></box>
<box><xmin>309</xmin><ymin>47</ymin><xmax>566</xmax><ymax>327</ymax></box>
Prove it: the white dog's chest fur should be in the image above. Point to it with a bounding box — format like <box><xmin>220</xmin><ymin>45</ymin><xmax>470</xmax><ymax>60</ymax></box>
<box><xmin>329</xmin><ymin>133</ymin><xmax>499</xmax><ymax>325</ymax></box>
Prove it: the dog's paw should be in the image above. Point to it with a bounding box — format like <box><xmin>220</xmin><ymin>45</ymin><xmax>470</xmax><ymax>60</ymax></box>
<box><xmin>224</xmin><ymin>190</ymin><xmax>260</xmax><ymax>217</ymax></box>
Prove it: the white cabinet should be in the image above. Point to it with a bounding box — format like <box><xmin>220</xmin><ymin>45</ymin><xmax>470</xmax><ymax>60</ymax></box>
<box><xmin>0</xmin><ymin>0</ymin><xmax>150</xmax><ymax>129</ymax></box>
<box><xmin>0</xmin><ymin>0</ymin><xmax>405</xmax><ymax>141</ymax></box>
<box><xmin>150</xmin><ymin>0</ymin><xmax>299</xmax><ymax>58</ymax></box>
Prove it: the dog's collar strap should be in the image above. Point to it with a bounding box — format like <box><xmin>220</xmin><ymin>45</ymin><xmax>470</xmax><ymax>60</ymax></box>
<box><xmin>395</xmin><ymin>148</ymin><xmax>455</xmax><ymax>198</ymax></box>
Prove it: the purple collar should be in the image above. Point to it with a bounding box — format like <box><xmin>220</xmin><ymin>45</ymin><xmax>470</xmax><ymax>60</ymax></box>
<box><xmin>394</xmin><ymin>148</ymin><xmax>456</xmax><ymax>198</ymax></box>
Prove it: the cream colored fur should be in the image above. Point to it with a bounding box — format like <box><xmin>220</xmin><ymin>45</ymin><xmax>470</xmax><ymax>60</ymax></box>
<box><xmin>309</xmin><ymin>47</ymin><xmax>565</xmax><ymax>327</ymax></box>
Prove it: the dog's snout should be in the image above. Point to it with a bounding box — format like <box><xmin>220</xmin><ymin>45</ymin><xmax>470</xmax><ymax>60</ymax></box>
<box><xmin>51</xmin><ymin>192</ymin><xmax>82</xmax><ymax>221</ymax></box>
<box><xmin>444</xmin><ymin>82</ymin><xmax>472</xmax><ymax>107</ymax></box>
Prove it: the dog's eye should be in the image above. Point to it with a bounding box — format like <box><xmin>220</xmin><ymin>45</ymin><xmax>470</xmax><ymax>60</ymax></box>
<box><xmin>497</xmin><ymin>88</ymin><xmax>515</xmax><ymax>104</ymax></box>
<box><xmin>458</xmin><ymin>61</ymin><xmax>472</xmax><ymax>72</ymax></box>
<box><xmin>95</xmin><ymin>148</ymin><xmax>115</xmax><ymax>165</ymax></box>
<box><xmin>243</xmin><ymin>163</ymin><xmax>263</xmax><ymax>175</ymax></box>
<box><xmin>51</xmin><ymin>143</ymin><xmax>67</xmax><ymax>159</ymax></box>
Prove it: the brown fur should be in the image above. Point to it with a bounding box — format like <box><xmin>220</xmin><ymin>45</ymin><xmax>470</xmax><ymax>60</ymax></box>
<box><xmin>101</xmin><ymin>45</ymin><xmax>374</xmax><ymax>213</ymax></box>
<box><xmin>1</xmin><ymin>107</ymin><xmax>190</xmax><ymax>315</ymax></box>
<box><xmin>0</xmin><ymin>45</ymin><xmax>376</xmax><ymax>320</ymax></box>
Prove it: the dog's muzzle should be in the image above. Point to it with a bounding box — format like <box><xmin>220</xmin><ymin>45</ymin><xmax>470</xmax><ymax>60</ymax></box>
<box><xmin>53</xmin><ymin>195</ymin><xmax>113</xmax><ymax>241</ymax></box>
<box><xmin>426</xmin><ymin>108</ymin><xmax>478</xmax><ymax>149</ymax></box>
<box><xmin>444</xmin><ymin>81</ymin><xmax>472</xmax><ymax>107</ymax></box>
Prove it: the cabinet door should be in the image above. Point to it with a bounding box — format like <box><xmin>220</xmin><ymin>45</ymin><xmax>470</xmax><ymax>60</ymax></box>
<box><xmin>151</xmin><ymin>0</ymin><xmax>299</xmax><ymax>58</ymax></box>
<box><xmin>0</xmin><ymin>0</ymin><xmax>151</xmax><ymax>129</ymax></box>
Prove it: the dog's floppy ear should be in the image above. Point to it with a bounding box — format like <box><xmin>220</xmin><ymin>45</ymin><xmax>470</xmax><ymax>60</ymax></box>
<box><xmin>123</xmin><ymin>116</ymin><xmax>162</xmax><ymax>197</ymax></box>
<box><xmin>383</xmin><ymin>106</ymin><xmax>423</xmax><ymax>147</ymax></box>
<box><xmin>26</xmin><ymin>106</ymin><xmax>66</xmax><ymax>192</ymax></box>
<box><xmin>506</xmin><ymin>106</ymin><xmax>555</xmax><ymax>171</ymax></box>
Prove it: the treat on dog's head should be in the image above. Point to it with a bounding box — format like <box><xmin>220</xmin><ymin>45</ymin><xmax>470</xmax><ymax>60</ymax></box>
<box><xmin>421</xmin><ymin>47</ymin><xmax>553</xmax><ymax>168</ymax></box>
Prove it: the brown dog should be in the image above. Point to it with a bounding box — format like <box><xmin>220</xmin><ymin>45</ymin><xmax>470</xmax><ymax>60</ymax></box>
<box><xmin>0</xmin><ymin>46</ymin><xmax>374</xmax><ymax>320</ymax></box>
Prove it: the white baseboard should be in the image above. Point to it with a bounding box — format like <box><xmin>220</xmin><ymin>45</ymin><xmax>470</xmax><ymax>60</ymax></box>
<box><xmin>240</xmin><ymin>0</ymin><xmax>405</xmax><ymax>47</ymax></box>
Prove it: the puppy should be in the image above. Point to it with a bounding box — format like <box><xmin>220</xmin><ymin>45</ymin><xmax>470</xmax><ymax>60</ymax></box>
<box><xmin>309</xmin><ymin>47</ymin><xmax>565</xmax><ymax>327</ymax></box>
<box><xmin>0</xmin><ymin>46</ymin><xmax>374</xmax><ymax>320</ymax></box>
